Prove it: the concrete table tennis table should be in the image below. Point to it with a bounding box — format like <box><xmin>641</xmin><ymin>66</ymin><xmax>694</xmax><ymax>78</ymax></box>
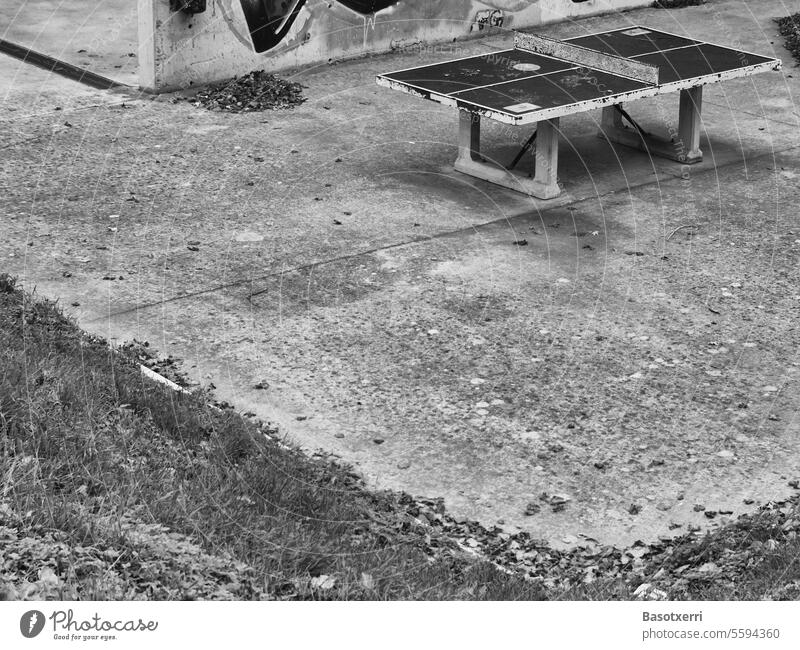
<box><xmin>376</xmin><ymin>26</ymin><xmax>782</xmax><ymax>199</ymax></box>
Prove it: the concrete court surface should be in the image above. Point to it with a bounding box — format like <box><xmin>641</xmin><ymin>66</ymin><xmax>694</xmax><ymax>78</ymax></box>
<box><xmin>1</xmin><ymin>0</ymin><xmax>138</xmax><ymax>86</ymax></box>
<box><xmin>2</xmin><ymin>0</ymin><xmax>800</xmax><ymax>548</ymax></box>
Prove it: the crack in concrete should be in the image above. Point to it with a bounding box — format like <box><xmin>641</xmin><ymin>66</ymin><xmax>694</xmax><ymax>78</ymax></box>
<box><xmin>86</xmin><ymin>141</ymin><xmax>800</xmax><ymax>324</ymax></box>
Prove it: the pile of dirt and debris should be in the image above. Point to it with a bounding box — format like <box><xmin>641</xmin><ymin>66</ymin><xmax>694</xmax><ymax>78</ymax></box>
<box><xmin>777</xmin><ymin>14</ymin><xmax>800</xmax><ymax>64</ymax></box>
<box><xmin>652</xmin><ymin>0</ymin><xmax>707</xmax><ymax>8</ymax></box>
<box><xmin>177</xmin><ymin>70</ymin><xmax>306</xmax><ymax>112</ymax></box>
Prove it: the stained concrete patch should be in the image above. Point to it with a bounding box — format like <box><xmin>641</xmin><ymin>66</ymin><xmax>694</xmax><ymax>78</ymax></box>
<box><xmin>248</xmin><ymin>253</ymin><xmax>398</xmax><ymax>314</ymax></box>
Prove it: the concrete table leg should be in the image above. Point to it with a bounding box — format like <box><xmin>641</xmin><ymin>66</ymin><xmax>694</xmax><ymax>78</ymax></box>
<box><xmin>677</xmin><ymin>86</ymin><xmax>703</xmax><ymax>163</ymax></box>
<box><xmin>453</xmin><ymin>111</ymin><xmax>562</xmax><ymax>199</ymax></box>
<box><xmin>533</xmin><ymin>118</ymin><xmax>560</xmax><ymax>198</ymax></box>
<box><xmin>598</xmin><ymin>86</ymin><xmax>704</xmax><ymax>164</ymax></box>
<box><xmin>456</xmin><ymin>110</ymin><xmax>481</xmax><ymax>165</ymax></box>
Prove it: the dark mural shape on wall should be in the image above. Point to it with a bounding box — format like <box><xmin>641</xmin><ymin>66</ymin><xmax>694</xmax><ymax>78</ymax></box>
<box><xmin>238</xmin><ymin>1</ymin><xmax>593</xmax><ymax>54</ymax></box>
<box><xmin>239</xmin><ymin>0</ymin><xmax>401</xmax><ymax>52</ymax></box>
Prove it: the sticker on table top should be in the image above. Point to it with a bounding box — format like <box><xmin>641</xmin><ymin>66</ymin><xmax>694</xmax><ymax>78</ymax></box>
<box><xmin>513</xmin><ymin>63</ymin><xmax>542</xmax><ymax>72</ymax></box>
<box><xmin>622</xmin><ymin>28</ymin><xmax>652</xmax><ymax>36</ymax></box>
<box><xmin>504</xmin><ymin>102</ymin><xmax>541</xmax><ymax>113</ymax></box>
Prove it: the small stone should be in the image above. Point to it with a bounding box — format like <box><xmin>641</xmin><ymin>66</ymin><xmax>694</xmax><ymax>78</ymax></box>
<box><xmin>372</xmin><ymin>439</ymin><xmax>384</xmax><ymax>445</ymax></box>
<box><xmin>475</xmin><ymin>401</ymin><xmax>490</xmax><ymax>409</ymax></box>
<box><xmin>704</xmin><ymin>510</ymin><xmax>718</xmax><ymax>519</ymax></box>
<box><xmin>550</xmin><ymin>494</ymin><xmax>571</xmax><ymax>512</ymax></box>
<box><xmin>629</xmin><ymin>547</ymin><xmax>648</xmax><ymax>559</ymax></box>
<box><xmin>656</xmin><ymin>501</ymin><xmax>672</xmax><ymax>511</ymax></box>
<box><xmin>397</xmin><ymin>460</ymin><xmax>411</xmax><ymax>469</ymax></box>
<box><xmin>697</xmin><ymin>562</ymin><xmax>720</xmax><ymax>575</ymax></box>
<box><xmin>470</xmin><ymin>378</ymin><xmax>486</xmax><ymax>385</ymax></box>
<box><xmin>716</xmin><ymin>450</ymin><xmax>734</xmax><ymax>458</ymax></box>
<box><xmin>693</xmin><ymin>504</ymin><xmax>705</xmax><ymax>512</ymax></box>
<box><xmin>524</xmin><ymin>502</ymin><xmax>541</xmax><ymax>516</ymax></box>
<box><xmin>763</xmin><ymin>385</ymin><xmax>779</xmax><ymax>392</ymax></box>
<box><xmin>628</xmin><ymin>503</ymin><xmax>642</xmax><ymax>515</ymax></box>
<box><xmin>334</xmin><ymin>433</ymin><xmax>345</xmax><ymax>439</ymax></box>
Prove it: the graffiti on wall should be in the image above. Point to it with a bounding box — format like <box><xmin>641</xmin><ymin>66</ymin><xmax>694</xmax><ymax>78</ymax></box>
<box><xmin>470</xmin><ymin>9</ymin><xmax>505</xmax><ymax>33</ymax></box>
<box><xmin>239</xmin><ymin>1</ymin><xmax>400</xmax><ymax>52</ymax></box>
<box><xmin>238</xmin><ymin>0</ymin><xmax>548</xmax><ymax>53</ymax></box>
<box><xmin>150</xmin><ymin>0</ymin><xmax>646</xmax><ymax>91</ymax></box>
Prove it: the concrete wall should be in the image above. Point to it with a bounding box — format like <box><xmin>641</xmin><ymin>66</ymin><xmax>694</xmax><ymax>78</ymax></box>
<box><xmin>138</xmin><ymin>0</ymin><xmax>654</xmax><ymax>92</ymax></box>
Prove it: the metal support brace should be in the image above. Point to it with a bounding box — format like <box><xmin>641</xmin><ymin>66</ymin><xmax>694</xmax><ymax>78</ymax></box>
<box><xmin>508</xmin><ymin>130</ymin><xmax>537</xmax><ymax>171</ymax></box>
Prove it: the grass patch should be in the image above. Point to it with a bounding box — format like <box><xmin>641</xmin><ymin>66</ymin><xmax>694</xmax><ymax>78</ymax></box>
<box><xmin>2</xmin><ymin>274</ymin><xmax>799</xmax><ymax>600</ymax></box>
<box><xmin>777</xmin><ymin>14</ymin><xmax>800</xmax><ymax>64</ymax></box>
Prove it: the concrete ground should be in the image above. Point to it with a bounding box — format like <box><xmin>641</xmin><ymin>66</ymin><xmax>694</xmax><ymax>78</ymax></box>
<box><xmin>1</xmin><ymin>0</ymin><xmax>138</xmax><ymax>86</ymax></box>
<box><xmin>2</xmin><ymin>0</ymin><xmax>799</xmax><ymax>548</ymax></box>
